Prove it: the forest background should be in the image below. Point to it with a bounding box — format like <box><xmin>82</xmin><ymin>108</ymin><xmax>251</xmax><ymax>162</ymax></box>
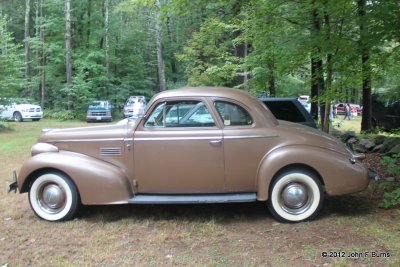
<box><xmin>1</xmin><ymin>0</ymin><xmax>400</xmax><ymax>132</ymax></box>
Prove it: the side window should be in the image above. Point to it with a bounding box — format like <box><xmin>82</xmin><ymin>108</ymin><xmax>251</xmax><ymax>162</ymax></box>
<box><xmin>262</xmin><ymin>101</ymin><xmax>306</xmax><ymax>122</ymax></box>
<box><xmin>214</xmin><ymin>101</ymin><xmax>253</xmax><ymax>126</ymax></box>
<box><xmin>145</xmin><ymin>101</ymin><xmax>215</xmax><ymax>127</ymax></box>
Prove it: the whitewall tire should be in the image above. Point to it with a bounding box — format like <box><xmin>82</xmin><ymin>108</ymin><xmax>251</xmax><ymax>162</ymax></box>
<box><xmin>29</xmin><ymin>172</ymin><xmax>79</xmax><ymax>222</ymax></box>
<box><xmin>267</xmin><ymin>170</ymin><xmax>324</xmax><ymax>223</ymax></box>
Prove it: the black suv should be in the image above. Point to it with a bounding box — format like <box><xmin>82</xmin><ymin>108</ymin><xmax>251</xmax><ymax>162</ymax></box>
<box><xmin>372</xmin><ymin>99</ymin><xmax>400</xmax><ymax>131</ymax></box>
<box><xmin>259</xmin><ymin>98</ymin><xmax>317</xmax><ymax>128</ymax></box>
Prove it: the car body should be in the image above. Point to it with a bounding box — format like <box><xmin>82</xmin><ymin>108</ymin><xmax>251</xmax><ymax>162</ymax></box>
<box><xmin>259</xmin><ymin>97</ymin><xmax>317</xmax><ymax>128</ymax></box>
<box><xmin>9</xmin><ymin>87</ymin><xmax>375</xmax><ymax>223</ymax></box>
<box><xmin>0</xmin><ymin>100</ymin><xmax>43</xmax><ymax>122</ymax></box>
<box><xmin>372</xmin><ymin>100</ymin><xmax>400</xmax><ymax>130</ymax></box>
<box><xmin>86</xmin><ymin>100</ymin><xmax>112</xmax><ymax>122</ymax></box>
<box><xmin>123</xmin><ymin>96</ymin><xmax>147</xmax><ymax>118</ymax></box>
<box><xmin>335</xmin><ymin>103</ymin><xmax>362</xmax><ymax>115</ymax></box>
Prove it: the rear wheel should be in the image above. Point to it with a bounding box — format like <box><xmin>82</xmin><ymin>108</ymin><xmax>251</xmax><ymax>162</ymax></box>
<box><xmin>13</xmin><ymin>112</ymin><xmax>23</xmax><ymax>122</ymax></box>
<box><xmin>267</xmin><ymin>169</ymin><xmax>324</xmax><ymax>223</ymax></box>
<box><xmin>28</xmin><ymin>172</ymin><xmax>80</xmax><ymax>222</ymax></box>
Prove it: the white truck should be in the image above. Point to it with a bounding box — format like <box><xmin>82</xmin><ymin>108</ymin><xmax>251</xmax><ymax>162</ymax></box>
<box><xmin>0</xmin><ymin>101</ymin><xmax>43</xmax><ymax>122</ymax></box>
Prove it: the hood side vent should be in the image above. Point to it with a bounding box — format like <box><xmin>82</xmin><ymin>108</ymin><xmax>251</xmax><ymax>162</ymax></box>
<box><xmin>100</xmin><ymin>147</ymin><xmax>122</xmax><ymax>156</ymax></box>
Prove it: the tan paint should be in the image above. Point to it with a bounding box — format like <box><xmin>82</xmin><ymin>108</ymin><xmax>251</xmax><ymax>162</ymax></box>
<box><xmin>15</xmin><ymin>87</ymin><xmax>370</xmax><ymax>205</ymax></box>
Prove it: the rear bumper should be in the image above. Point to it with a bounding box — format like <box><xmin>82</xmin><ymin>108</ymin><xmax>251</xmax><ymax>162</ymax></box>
<box><xmin>8</xmin><ymin>171</ymin><xmax>18</xmax><ymax>193</ymax></box>
<box><xmin>368</xmin><ymin>168</ymin><xmax>380</xmax><ymax>181</ymax></box>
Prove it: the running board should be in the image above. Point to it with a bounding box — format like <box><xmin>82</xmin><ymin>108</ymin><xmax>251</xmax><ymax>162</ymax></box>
<box><xmin>128</xmin><ymin>193</ymin><xmax>257</xmax><ymax>204</ymax></box>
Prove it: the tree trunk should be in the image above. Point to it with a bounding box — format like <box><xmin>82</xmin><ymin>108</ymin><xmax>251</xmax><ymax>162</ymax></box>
<box><xmin>166</xmin><ymin>16</ymin><xmax>178</xmax><ymax>83</ymax></box>
<box><xmin>24</xmin><ymin>0</ymin><xmax>31</xmax><ymax>96</ymax></box>
<box><xmin>155</xmin><ymin>0</ymin><xmax>166</xmax><ymax>92</ymax></box>
<box><xmin>39</xmin><ymin>0</ymin><xmax>45</xmax><ymax>109</ymax></box>
<box><xmin>310</xmin><ymin>2</ymin><xmax>324</xmax><ymax>122</ymax></box>
<box><xmin>358</xmin><ymin>0</ymin><xmax>372</xmax><ymax>132</ymax></box>
<box><xmin>268</xmin><ymin>61</ymin><xmax>276</xmax><ymax>97</ymax></box>
<box><xmin>86</xmin><ymin>0</ymin><xmax>91</xmax><ymax>48</ymax></box>
<box><xmin>65</xmin><ymin>0</ymin><xmax>73</xmax><ymax>109</ymax></box>
<box><xmin>322</xmin><ymin>4</ymin><xmax>331</xmax><ymax>133</ymax></box>
<box><xmin>104</xmin><ymin>0</ymin><xmax>110</xmax><ymax>79</ymax></box>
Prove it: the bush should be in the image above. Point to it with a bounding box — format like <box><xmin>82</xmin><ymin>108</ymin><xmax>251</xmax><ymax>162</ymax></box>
<box><xmin>379</xmin><ymin>153</ymin><xmax>400</xmax><ymax>208</ymax></box>
<box><xmin>43</xmin><ymin>109</ymin><xmax>77</xmax><ymax>121</ymax></box>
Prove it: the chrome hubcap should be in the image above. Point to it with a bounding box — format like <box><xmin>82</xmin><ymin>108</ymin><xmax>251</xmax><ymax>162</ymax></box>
<box><xmin>280</xmin><ymin>182</ymin><xmax>312</xmax><ymax>214</ymax></box>
<box><xmin>38</xmin><ymin>183</ymin><xmax>66</xmax><ymax>213</ymax></box>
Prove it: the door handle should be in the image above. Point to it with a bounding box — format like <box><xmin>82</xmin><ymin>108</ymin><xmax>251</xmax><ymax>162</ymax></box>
<box><xmin>209</xmin><ymin>140</ymin><xmax>222</xmax><ymax>146</ymax></box>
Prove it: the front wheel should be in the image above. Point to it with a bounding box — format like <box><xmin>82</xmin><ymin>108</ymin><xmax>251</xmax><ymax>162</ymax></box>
<box><xmin>29</xmin><ymin>172</ymin><xmax>80</xmax><ymax>222</ymax></box>
<box><xmin>267</xmin><ymin>169</ymin><xmax>324</xmax><ymax>223</ymax></box>
<box><xmin>13</xmin><ymin>112</ymin><xmax>23</xmax><ymax>122</ymax></box>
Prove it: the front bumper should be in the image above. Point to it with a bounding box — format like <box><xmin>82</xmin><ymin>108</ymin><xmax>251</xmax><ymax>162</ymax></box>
<box><xmin>8</xmin><ymin>171</ymin><xmax>18</xmax><ymax>193</ymax></box>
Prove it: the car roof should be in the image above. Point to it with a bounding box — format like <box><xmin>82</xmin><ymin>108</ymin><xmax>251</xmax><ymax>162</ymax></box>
<box><xmin>150</xmin><ymin>87</ymin><xmax>278</xmax><ymax>128</ymax></box>
<box><xmin>259</xmin><ymin>97</ymin><xmax>299</xmax><ymax>101</ymax></box>
<box><xmin>153</xmin><ymin>87</ymin><xmax>253</xmax><ymax>99</ymax></box>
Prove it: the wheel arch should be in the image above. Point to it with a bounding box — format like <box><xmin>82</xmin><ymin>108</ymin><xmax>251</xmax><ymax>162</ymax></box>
<box><xmin>256</xmin><ymin>146</ymin><xmax>328</xmax><ymax>201</ymax></box>
<box><xmin>270</xmin><ymin>163</ymin><xmax>325</xmax><ymax>191</ymax></box>
<box><xmin>18</xmin><ymin>151</ymin><xmax>133</xmax><ymax>205</ymax></box>
<box><xmin>21</xmin><ymin>168</ymin><xmax>79</xmax><ymax>196</ymax></box>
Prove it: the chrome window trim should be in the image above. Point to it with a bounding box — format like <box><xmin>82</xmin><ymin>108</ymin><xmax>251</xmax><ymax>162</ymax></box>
<box><xmin>49</xmin><ymin>138</ymin><xmax>128</xmax><ymax>143</ymax></box>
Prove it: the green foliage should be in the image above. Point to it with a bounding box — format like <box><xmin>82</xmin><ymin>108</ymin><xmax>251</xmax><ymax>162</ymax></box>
<box><xmin>379</xmin><ymin>153</ymin><xmax>400</xmax><ymax>209</ymax></box>
<box><xmin>177</xmin><ymin>17</ymin><xmax>243</xmax><ymax>87</ymax></box>
<box><xmin>43</xmin><ymin>109</ymin><xmax>76</xmax><ymax>121</ymax></box>
<box><xmin>1</xmin><ymin>0</ymin><xmax>400</xmax><ymax>118</ymax></box>
<box><xmin>0</xmin><ymin>15</ymin><xmax>24</xmax><ymax>96</ymax></box>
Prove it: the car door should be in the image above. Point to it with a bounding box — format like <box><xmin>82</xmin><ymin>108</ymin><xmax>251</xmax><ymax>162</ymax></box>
<box><xmin>133</xmin><ymin>98</ymin><xmax>225</xmax><ymax>194</ymax></box>
<box><xmin>2</xmin><ymin>103</ymin><xmax>14</xmax><ymax>119</ymax></box>
<box><xmin>213</xmin><ymin>100</ymin><xmax>275</xmax><ymax>192</ymax></box>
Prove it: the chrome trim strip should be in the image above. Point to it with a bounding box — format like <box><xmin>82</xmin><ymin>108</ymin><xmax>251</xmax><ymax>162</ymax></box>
<box><xmin>128</xmin><ymin>193</ymin><xmax>257</xmax><ymax>204</ymax></box>
<box><xmin>135</xmin><ymin>136</ymin><xmax>221</xmax><ymax>141</ymax></box>
<box><xmin>224</xmin><ymin>135</ymin><xmax>279</xmax><ymax>140</ymax></box>
<box><xmin>134</xmin><ymin>135</ymin><xmax>277</xmax><ymax>142</ymax></box>
<box><xmin>49</xmin><ymin>138</ymin><xmax>124</xmax><ymax>143</ymax></box>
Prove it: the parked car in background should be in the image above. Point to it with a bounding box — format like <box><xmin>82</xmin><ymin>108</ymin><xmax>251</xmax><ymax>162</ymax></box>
<box><xmin>335</xmin><ymin>103</ymin><xmax>362</xmax><ymax>115</ymax></box>
<box><xmin>259</xmin><ymin>97</ymin><xmax>317</xmax><ymax>128</ymax></box>
<box><xmin>372</xmin><ymin>99</ymin><xmax>400</xmax><ymax>131</ymax></box>
<box><xmin>9</xmin><ymin>87</ymin><xmax>375</xmax><ymax>223</ymax></box>
<box><xmin>0</xmin><ymin>99</ymin><xmax>43</xmax><ymax>122</ymax></box>
<box><xmin>86</xmin><ymin>100</ymin><xmax>112</xmax><ymax>122</ymax></box>
<box><xmin>123</xmin><ymin>96</ymin><xmax>147</xmax><ymax>118</ymax></box>
<box><xmin>297</xmin><ymin>95</ymin><xmax>310</xmax><ymax>102</ymax></box>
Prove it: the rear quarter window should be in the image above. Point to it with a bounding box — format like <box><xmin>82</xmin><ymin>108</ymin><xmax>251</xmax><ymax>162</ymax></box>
<box><xmin>262</xmin><ymin>101</ymin><xmax>306</xmax><ymax>122</ymax></box>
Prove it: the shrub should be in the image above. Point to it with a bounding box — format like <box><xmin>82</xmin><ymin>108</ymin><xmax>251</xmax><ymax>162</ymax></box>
<box><xmin>379</xmin><ymin>153</ymin><xmax>400</xmax><ymax>208</ymax></box>
<box><xmin>44</xmin><ymin>109</ymin><xmax>76</xmax><ymax>121</ymax></box>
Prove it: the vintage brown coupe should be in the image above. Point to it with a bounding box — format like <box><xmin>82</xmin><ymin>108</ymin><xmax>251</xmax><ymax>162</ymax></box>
<box><xmin>9</xmin><ymin>87</ymin><xmax>374</xmax><ymax>222</ymax></box>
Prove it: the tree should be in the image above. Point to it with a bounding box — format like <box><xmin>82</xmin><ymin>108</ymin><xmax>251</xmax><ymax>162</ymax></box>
<box><xmin>24</xmin><ymin>0</ymin><xmax>31</xmax><ymax>95</ymax></box>
<box><xmin>0</xmin><ymin>15</ymin><xmax>24</xmax><ymax>98</ymax></box>
<box><xmin>155</xmin><ymin>0</ymin><xmax>166</xmax><ymax>91</ymax></box>
<box><xmin>65</xmin><ymin>0</ymin><xmax>73</xmax><ymax>109</ymax></box>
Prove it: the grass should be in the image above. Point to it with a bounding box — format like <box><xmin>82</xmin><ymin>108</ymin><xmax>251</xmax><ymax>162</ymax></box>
<box><xmin>330</xmin><ymin>115</ymin><xmax>362</xmax><ymax>134</ymax></box>
<box><xmin>0</xmin><ymin>119</ymin><xmax>399</xmax><ymax>266</ymax></box>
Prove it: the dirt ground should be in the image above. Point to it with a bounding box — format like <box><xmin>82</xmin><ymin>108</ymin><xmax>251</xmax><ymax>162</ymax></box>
<box><xmin>0</xmin><ymin>121</ymin><xmax>399</xmax><ymax>266</ymax></box>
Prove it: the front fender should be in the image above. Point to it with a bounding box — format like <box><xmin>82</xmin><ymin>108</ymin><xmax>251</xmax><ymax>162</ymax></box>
<box><xmin>256</xmin><ymin>145</ymin><xmax>369</xmax><ymax>200</ymax></box>
<box><xmin>18</xmin><ymin>151</ymin><xmax>133</xmax><ymax>205</ymax></box>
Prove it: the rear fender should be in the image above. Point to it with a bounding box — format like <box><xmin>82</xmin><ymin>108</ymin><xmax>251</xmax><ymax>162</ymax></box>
<box><xmin>18</xmin><ymin>151</ymin><xmax>133</xmax><ymax>205</ymax></box>
<box><xmin>256</xmin><ymin>145</ymin><xmax>369</xmax><ymax>200</ymax></box>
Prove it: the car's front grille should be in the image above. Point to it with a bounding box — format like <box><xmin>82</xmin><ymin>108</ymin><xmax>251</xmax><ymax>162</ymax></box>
<box><xmin>27</xmin><ymin>108</ymin><xmax>41</xmax><ymax>113</ymax></box>
<box><xmin>90</xmin><ymin>112</ymin><xmax>107</xmax><ymax>116</ymax></box>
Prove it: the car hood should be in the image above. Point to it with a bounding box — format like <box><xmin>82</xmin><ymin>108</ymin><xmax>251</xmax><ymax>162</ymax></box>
<box><xmin>38</xmin><ymin>124</ymin><xmax>129</xmax><ymax>143</ymax></box>
<box><xmin>276</xmin><ymin>120</ymin><xmax>351</xmax><ymax>156</ymax></box>
<box><xmin>17</xmin><ymin>104</ymin><xmax>41</xmax><ymax>109</ymax></box>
